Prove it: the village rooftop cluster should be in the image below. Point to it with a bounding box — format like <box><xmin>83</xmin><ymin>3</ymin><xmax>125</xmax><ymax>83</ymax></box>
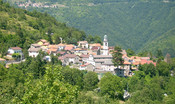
<box><xmin>1</xmin><ymin>35</ymin><xmax>157</xmax><ymax>78</ymax></box>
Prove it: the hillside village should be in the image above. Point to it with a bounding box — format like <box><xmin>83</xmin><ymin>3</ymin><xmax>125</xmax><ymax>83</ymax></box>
<box><xmin>1</xmin><ymin>35</ymin><xmax>157</xmax><ymax>78</ymax></box>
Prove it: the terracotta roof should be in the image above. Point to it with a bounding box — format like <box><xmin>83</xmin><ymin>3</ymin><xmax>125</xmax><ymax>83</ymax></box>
<box><xmin>39</xmin><ymin>39</ymin><xmax>48</xmax><ymax>43</ymax></box>
<box><xmin>57</xmin><ymin>51</ymin><xmax>66</xmax><ymax>55</ymax></box>
<box><xmin>74</xmin><ymin>48</ymin><xmax>82</xmax><ymax>51</ymax></box>
<box><xmin>81</xmin><ymin>64</ymin><xmax>86</xmax><ymax>67</ymax></box>
<box><xmin>48</xmin><ymin>49</ymin><xmax>57</xmax><ymax>52</ymax></box>
<box><xmin>43</xmin><ymin>42</ymin><xmax>50</xmax><ymax>46</ymax></box>
<box><xmin>78</xmin><ymin>41</ymin><xmax>88</xmax><ymax>44</ymax></box>
<box><xmin>132</xmin><ymin>62</ymin><xmax>140</xmax><ymax>65</ymax></box>
<box><xmin>65</xmin><ymin>54</ymin><xmax>77</xmax><ymax>58</ymax></box>
<box><xmin>48</xmin><ymin>45</ymin><xmax>59</xmax><ymax>49</ymax></box>
<box><xmin>58</xmin><ymin>56</ymin><xmax>65</xmax><ymax>60</ymax></box>
<box><xmin>91</xmin><ymin>46</ymin><xmax>99</xmax><ymax>51</ymax></box>
<box><xmin>28</xmin><ymin>48</ymin><xmax>41</xmax><ymax>52</ymax></box>
<box><xmin>141</xmin><ymin>57</ymin><xmax>150</xmax><ymax>60</ymax></box>
<box><xmin>140</xmin><ymin>60</ymin><xmax>156</xmax><ymax>66</ymax></box>
<box><xmin>81</xmin><ymin>63</ymin><xmax>91</xmax><ymax>67</ymax></box>
<box><xmin>134</xmin><ymin>59</ymin><xmax>141</xmax><ymax>62</ymax></box>
<box><xmin>31</xmin><ymin>44</ymin><xmax>41</xmax><ymax>47</ymax></box>
<box><xmin>80</xmin><ymin>54</ymin><xmax>89</xmax><ymax>58</ymax></box>
<box><xmin>58</xmin><ymin>43</ymin><xmax>65</xmax><ymax>46</ymax></box>
<box><xmin>124</xmin><ymin>61</ymin><xmax>131</xmax><ymax>65</ymax></box>
<box><xmin>65</xmin><ymin>45</ymin><xmax>75</xmax><ymax>51</ymax></box>
<box><xmin>0</xmin><ymin>58</ymin><xmax>6</xmax><ymax>61</ymax></box>
<box><xmin>90</xmin><ymin>43</ymin><xmax>101</xmax><ymax>47</ymax></box>
<box><xmin>10</xmin><ymin>47</ymin><xmax>22</xmax><ymax>50</ymax></box>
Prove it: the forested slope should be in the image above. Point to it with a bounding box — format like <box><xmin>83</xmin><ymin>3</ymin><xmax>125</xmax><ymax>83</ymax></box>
<box><xmin>141</xmin><ymin>28</ymin><xmax>175</xmax><ymax>57</ymax></box>
<box><xmin>0</xmin><ymin>0</ymin><xmax>88</xmax><ymax>57</ymax></box>
<box><xmin>4</xmin><ymin>0</ymin><xmax>175</xmax><ymax>56</ymax></box>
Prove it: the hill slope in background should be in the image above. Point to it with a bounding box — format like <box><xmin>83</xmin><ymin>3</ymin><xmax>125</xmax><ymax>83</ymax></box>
<box><xmin>3</xmin><ymin>0</ymin><xmax>175</xmax><ymax>56</ymax></box>
<box><xmin>0</xmin><ymin>0</ymin><xmax>87</xmax><ymax>57</ymax></box>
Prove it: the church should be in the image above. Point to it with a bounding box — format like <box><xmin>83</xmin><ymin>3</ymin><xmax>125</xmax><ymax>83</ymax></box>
<box><xmin>86</xmin><ymin>35</ymin><xmax>115</xmax><ymax>72</ymax></box>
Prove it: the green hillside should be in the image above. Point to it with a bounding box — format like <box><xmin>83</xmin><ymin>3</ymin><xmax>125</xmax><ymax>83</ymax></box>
<box><xmin>0</xmin><ymin>0</ymin><xmax>89</xmax><ymax>57</ymax></box>
<box><xmin>4</xmin><ymin>0</ymin><xmax>175</xmax><ymax>56</ymax></box>
<box><xmin>141</xmin><ymin>28</ymin><xmax>175</xmax><ymax>57</ymax></box>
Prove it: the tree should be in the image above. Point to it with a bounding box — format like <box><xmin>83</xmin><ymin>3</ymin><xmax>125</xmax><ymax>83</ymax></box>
<box><xmin>130</xmin><ymin>83</ymin><xmax>163</xmax><ymax>104</ymax></box>
<box><xmin>156</xmin><ymin>61</ymin><xmax>171</xmax><ymax>76</ymax></box>
<box><xmin>20</xmin><ymin>65</ymin><xmax>78</xmax><ymax>104</ymax></box>
<box><xmin>99</xmin><ymin>73</ymin><xmax>124</xmax><ymax>99</ymax></box>
<box><xmin>112</xmin><ymin>46</ymin><xmax>124</xmax><ymax>67</ymax></box>
<box><xmin>83</xmin><ymin>71</ymin><xmax>99</xmax><ymax>91</ymax></box>
<box><xmin>156</xmin><ymin>49</ymin><xmax>164</xmax><ymax>60</ymax></box>
<box><xmin>126</xmin><ymin>48</ymin><xmax>135</xmax><ymax>57</ymax></box>
<box><xmin>12</xmin><ymin>53</ymin><xmax>21</xmax><ymax>60</ymax></box>
<box><xmin>139</xmin><ymin>63</ymin><xmax>156</xmax><ymax>77</ymax></box>
<box><xmin>86</xmin><ymin>35</ymin><xmax>94</xmax><ymax>43</ymax></box>
<box><xmin>94</xmin><ymin>35</ymin><xmax>102</xmax><ymax>44</ymax></box>
<box><xmin>61</xmin><ymin>67</ymin><xmax>84</xmax><ymax>89</ymax></box>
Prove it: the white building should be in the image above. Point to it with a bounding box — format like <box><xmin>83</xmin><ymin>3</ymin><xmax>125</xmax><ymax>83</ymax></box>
<box><xmin>101</xmin><ymin>60</ymin><xmax>116</xmax><ymax>71</ymax></box>
<box><xmin>78</xmin><ymin>41</ymin><xmax>89</xmax><ymax>48</ymax></box>
<box><xmin>103</xmin><ymin>35</ymin><xmax>109</xmax><ymax>55</ymax></box>
<box><xmin>7</xmin><ymin>47</ymin><xmax>22</xmax><ymax>57</ymax></box>
<box><xmin>28</xmin><ymin>48</ymin><xmax>41</xmax><ymax>57</ymax></box>
<box><xmin>86</xmin><ymin>54</ymin><xmax>113</xmax><ymax>70</ymax></box>
<box><xmin>62</xmin><ymin>54</ymin><xmax>80</xmax><ymax>65</ymax></box>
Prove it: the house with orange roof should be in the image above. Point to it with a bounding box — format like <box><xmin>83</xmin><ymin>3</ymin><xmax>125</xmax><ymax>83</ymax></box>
<box><xmin>65</xmin><ymin>44</ymin><xmax>75</xmax><ymax>51</ymax></box>
<box><xmin>80</xmin><ymin>54</ymin><xmax>89</xmax><ymax>63</ymax></box>
<box><xmin>47</xmin><ymin>48</ymin><xmax>58</xmax><ymax>56</ymax></box>
<box><xmin>79</xmin><ymin>63</ymin><xmax>95</xmax><ymax>71</ymax></box>
<box><xmin>78</xmin><ymin>41</ymin><xmax>89</xmax><ymax>48</ymax></box>
<box><xmin>89</xmin><ymin>43</ymin><xmax>101</xmax><ymax>49</ymax></box>
<box><xmin>37</xmin><ymin>39</ymin><xmax>50</xmax><ymax>46</ymax></box>
<box><xmin>48</xmin><ymin>45</ymin><xmax>59</xmax><ymax>49</ymax></box>
<box><xmin>7</xmin><ymin>47</ymin><xmax>23</xmax><ymax>57</ymax></box>
<box><xmin>140</xmin><ymin>60</ymin><xmax>156</xmax><ymax>66</ymax></box>
<box><xmin>57</xmin><ymin>43</ymin><xmax>66</xmax><ymax>51</ymax></box>
<box><xmin>37</xmin><ymin>39</ymin><xmax>50</xmax><ymax>50</ymax></box>
<box><xmin>28</xmin><ymin>48</ymin><xmax>41</xmax><ymax>57</ymax></box>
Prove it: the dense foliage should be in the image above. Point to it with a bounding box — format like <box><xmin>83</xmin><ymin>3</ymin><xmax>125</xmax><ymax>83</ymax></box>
<box><xmin>0</xmin><ymin>0</ymin><xmax>102</xmax><ymax>57</ymax></box>
<box><xmin>5</xmin><ymin>0</ymin><xmax>175</xmax><ymax>56</ymax></box>
<box><xmin>0</xmin><ymin>1</ymin><xmax>175</xmax><ymax>104</ymax></box>
<box><xmin>1</xmin><ymin>56</ymin><xmax>175</xmax><ymax>103</ymax></box>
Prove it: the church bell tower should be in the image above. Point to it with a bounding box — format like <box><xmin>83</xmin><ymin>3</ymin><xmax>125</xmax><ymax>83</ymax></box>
<box><xmin>103</xmin><ymin>35</ymin><xmax>109</xmax><ymax>55</ymax></box>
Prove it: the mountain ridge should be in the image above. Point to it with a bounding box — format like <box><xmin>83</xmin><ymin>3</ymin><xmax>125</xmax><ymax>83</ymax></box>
<box><xmin>3</xmin><ymin>0</ymin><xmax>175</xmax><ymax>56</ymax></box>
